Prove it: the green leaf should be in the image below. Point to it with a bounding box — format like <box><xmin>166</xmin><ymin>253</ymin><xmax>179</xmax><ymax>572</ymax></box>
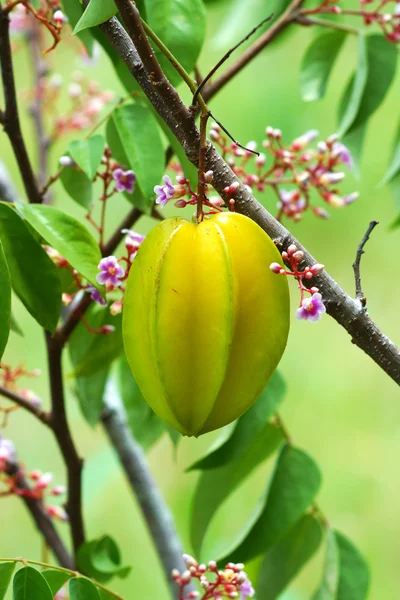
<box><xmin>69</xmin><ymin>578</ymin><xmax>100</xmax><ymax>600</ymax></box>
<box><xmin>106</xmin><ymin>118</ymin><xmax>149</xmax><ymax>212</ymax></box>
<box><xmin>189</xmin><ymin>371</ymin><xmax>286</xmax><ymax>471</ymax></box>
<box><xmin>68</xmin><ymin>135</ymin><xmax>105</xmax><ymax>181</ymax></box>
<box><xmin>380</xmin><ymin>125</ymin><xmax>400</xmax><ymax>187</ymax></box>
<box><xmin>312</xmin><ymin>529</ymin><xmax>340</xmax><ymax>600</ymax></box>
<box><xmin>338</xmin><ymin>35</ymin><xmax>368</xmax><ymax>136</ymax></box>
<box><xmin>117</xmin><ymin>355</ymin><xmax>165</xmax><ymax>450</ymax></box>
<box><xmin>0</xmin><ymin>240</ymin><xmax>11</xmax><ymax>360</ymax></box>
<box><xmin>42</xmin><ymin>570</ymin><xmax>70</xmax><ymax>596</ymax></box>
<box><xmin>0</xmin><ymin>203</ymin><xmax>61</xmax><ymax>333</ymax></box>
<box><xmin>342</xmin><ymin>123</ymin><xmax>367</xmax><ymax>177</ymax></box>
<box><xmin>222</xmin><ymin>444</ymin><xmax>322</xmax><ymax>563</ymax></box>
<box><xmin>390</xmin><ymin>208</ymin><xmax>400</xmax><ymax>230</ymax></box>
<box><xmin>62</xmin><ymin>0</ymin><xmax>94</xmax><ymax>55</ymax></box>
<box><xmin>23</xmin><ymin>204</ymin><xmax>102</xmax><ymax>289</ymax></box>
<box><xmin>335</xmin><ymin>530</ymin><xmax>370</xmax><ymax>600</ymax></box>
<box><xmin>13</xmin><ymin>566</ymin><xmax>53</xmax><ymax>600</ymax></box>
<box><xmin>300</xmin><ymin>31</ymin><xmax>347</xmax><ymax>102</ymax></box>
<box><xmin>257</xmin><ymin>514</ymin><xmax>323</xmax><ymax>600</ymax></box>
<box><xmin>191</xmin><ymin>424</ymin><xmax>284</xmax><ymax>555</ymax></box>
<box><xmin>60</xmin><ymin>164</ymin><xmax>92</xmax><ymax>210</ymax></box>
<box><xmin>77</xmin><ymin>536</ymin><xmax>131</xmax><ymax>584</ymax></box>
<box><xmin>73</xmin><ymin>313</ymin><xmax>123</xmax><ymax>378</ymax></box>
<box><xmin>69</xmin><ymin>305</ymin><xmax>110</xmax><ymax>426</ymax></box>
<box><xmin>0</xmin><ymin>562</ymin><xmax>15</xmax><ymax>600</ymax></box>
<box><xmin>389</xmin><ymin>172</ymin><xmax>400</xmax><ymax>215</ymax></box>
<box><xmin>143</xmin><ymin>0</ymin><xmax>206</xmax><ymax>86</ymax></box>
<box><xmin>112</xmin><ymin>103</ymin><xmax>164</xmax><ymax>208</ymax></box>
<box><xmin>73</xmin><ymin>0</ymin><xmax>117</xmax><ymax>34</ymax></box>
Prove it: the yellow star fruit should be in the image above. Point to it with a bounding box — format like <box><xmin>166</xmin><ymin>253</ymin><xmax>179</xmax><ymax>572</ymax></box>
<box><xmin>122</xmin><ymin>212</ymin><xmax>289</xmax><ymax>436</ymax></box>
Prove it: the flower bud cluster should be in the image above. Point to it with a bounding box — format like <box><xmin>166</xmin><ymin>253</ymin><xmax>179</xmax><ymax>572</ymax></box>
<box><xmin>0</xmin><ymin>438</ymin><xmax>68</xmax><ymax>522</ymax></box>
<box><xmin>304</xmin><ymin>0</ymin><xmax>400</xmax><ymax>44</ymax></box>
<box><xmin>172</xmin><ymin>554</ymin><xmax>255</xmax><ymax>599</ymax></box>
<box><xmin>9</xmin><ymin>0</ymin><xmax>68</xmax><ymax>52</ymax></box>
<box><xmin>154</xmin><ymin>172</ymin><xmax>226</xmax><ymax>216</ymax></box>
<box><xmin>210</xmin><ymin>123</ymin><xmax>358</xmax><ymax>222</ymax></box>
<box><xmin>270</xmin><ymin>244</ymin><xmax>326</xmax><ymax>322</ymax></box>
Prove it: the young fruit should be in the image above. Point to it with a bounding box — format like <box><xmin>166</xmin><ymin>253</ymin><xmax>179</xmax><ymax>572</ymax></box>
<box><xmin>122</xmin><ymin>212</ymin><xmax>289</xmax><ymax>436</ymax></box>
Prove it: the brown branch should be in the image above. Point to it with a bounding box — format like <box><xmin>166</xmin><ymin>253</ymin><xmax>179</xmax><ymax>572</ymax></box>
<box><xmin>201</xmin><ymin>0</ymin><xmax>305</xmax><ymax>102</ymax></box>
<box><xmin>0</xmin><ymin>7</ymin><xmax>42</xmax><ymax>204</ymax></box>
<box><xmin>99</xmin><ymin>13</ymin><xmax>400</xmax><ymax>386</ymax></box>
<box><xmin>45</xmin><ymin>333</ymin><xmax>85</xmax><ymax>554</ymax></box>
<box><xmin>0</xmin><ymin>385</ymin><xmax>51</xmax><ymax>425</ymax></box>
<box><xmin>353</xmin><ymin>220</ymin><xmax>379</xmax><ymax>305</ymax></box>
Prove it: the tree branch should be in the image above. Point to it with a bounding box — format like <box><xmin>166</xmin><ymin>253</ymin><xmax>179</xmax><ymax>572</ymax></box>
<box><xmin>45</xmin><ymin>333</ymin><xmax>85</xmax><ymax>553</ymax></box>
<box><xmin>0</xmin><ymin>7</ymin><xmax>42</xmax><ymax>204</ymax></box>
<box><xmin>101</xmin><ymin>384</ymin><xmax>193</xmax><ymax>599</ymax></box>
<box><xmin>99</xmin><ymin>12</ymin><xmax>400</xmax><ymax>386</ymax></box>
<box><xmin>0</xmin><ymin>385</ymin><xmax>51</xmax><ymax>425</ymax></box>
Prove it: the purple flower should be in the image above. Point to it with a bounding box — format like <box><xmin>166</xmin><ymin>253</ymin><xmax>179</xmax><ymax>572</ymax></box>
<box><xmin>96</xmin><ymin>256</ymin><xmax>125</xmax><ymax>288</ymax></box>
<box><xmin>332</xmin><ymin>142</ymin><xmax>353</xmax><ymax>168</ymax></box>
<box><xmin>88</xmin><ymin>285</ymin><xmax>107</xmax><ymax>306</ymax></box>
<box><xmin>121</xmin><ymin>229</ymin><xmax>145</xmax><ymax>260</ymax></box>
<box><xmin>154</xmin><ymin>175</ymin><xmax>175</xmax><ymax>207</ymax></box>
<box><xmin>113</xmin><ymin>168</ymin><xmax>136</xmax><ymax>194</ymax></box>
<box><xmin>240</xmin><ymin>576</ymin><xmax>255</xmax><ymax>599</ymax></box>
<box><xmin>296</xmin><ymin>292</ymin><xmax>326</xmax><ymax>322</ymax></box>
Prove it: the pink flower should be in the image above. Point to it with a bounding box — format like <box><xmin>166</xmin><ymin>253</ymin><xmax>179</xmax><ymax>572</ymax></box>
<box><xmin>240</xmin><ymin>576</ymin><xmax>255</xmax><ymax>599</ymax></box>
<box><xmin>154</xmin><ymin>175</ymin><xmax>176</xmax><ymax>207</ymax></box>
<box><xmin>113</xmin><ymin>168</ymin><xmax>136</xmax><ymax>194</ymax></box>
<box><xmin>296</xmin><ymin>292</ymin><xmax>326</xmax><ymax>322</ymax></box>
<box><xmin>122</xmin><ymin>229</ymin><xmax>145</xmax><ymax>259</ymax></box>
<box><xmin>0</xmin><ymin>438</ymin><xmax>16</xmax><ymax>471</ymax></box>
<box><xmin>96</xmin><ymin>256</ymin><xmax>125</xmax><ymax>288</ymax></box>
<box><xmin>88</xmin><ymin>285</ymin><xmax>107</xmax><ymax>306</ymax></box>
<box><xmin>332</xmin><ymin>142</ymin><xmax>353</xmax><ymax>168</ymax></box>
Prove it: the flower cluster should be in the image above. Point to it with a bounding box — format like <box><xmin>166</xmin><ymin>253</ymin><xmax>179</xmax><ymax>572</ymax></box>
<box><xmin>0</xmin><ymin>438</ymin><xmax>67</xmax><ymax>522</ymax></box>
<box><xmin>50</xmin><ymin>72</ymin><xmax>114</xmax><ymax>138</ymax></box>
<box><xmin>270</xmin><ymin>244</ymin><xmax>326</xmax><ymax>322</ymax></box>
<box><xmin>155</xmin><ymin>172</ymin><xmax>225</xmax><ymax>217</ymax></box>
<box><xmin>0</xmin><ymin>362</ymin><xmax>41</xmax><ymax>425</ymax></box>
<box><xmin>172</xmin><ymin>554</ymin><xmax>255</xmax><ymax>600</ymax></box>
<box><xmin>210</xmin><ymin>125</ymin><xmax>358</xmax><ymax>222</ymax></box>
<box><xmin>302</xmin><ymin>0</ymin><xmax>400</xmax><ymax>44</ymax></box>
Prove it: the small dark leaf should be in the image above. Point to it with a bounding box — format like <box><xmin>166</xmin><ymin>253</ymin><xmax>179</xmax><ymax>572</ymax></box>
<box><xmin>68</xmin><ymin>135</ymin><xmax>105</xmax><ymax>181</ymax></box>
<box><xmin>222</xmin><ymin>444</ymin><xmax>322</xmax><ymax>563</ymax></box>
<box><xmin>257</xmin><ymin>514</ymin><xmax>323</xmax><ymax>599</ymax></box>
<box><xmin>335</xmin><ymin>530</ymin><xmax>370</xmax><ymax>600</ymax></box>
<box><xmin>0</xmin><ymin>240</ymin><xmax>11</xmax><ymax>360</ymax></box>
<box><xmin>69</xmin><ymin>578</ymin><xmax>100</xmax><ymax>600</ymax></box>
<box><xmin>23</xmin><ymin>204</ymin><xmax>102</xmax><ymax>289</ymax></box>
<box><xmin>112</xmin><ymin>103</ymin><xmax>164</xmax><ymax>208</ymax></box>
<box><xmin>117</xmin><ymin>355</ymin><xmax>165</xmax><ymax>450</ymax></box>
<box><xmin>77</xmin><ymin>536</ymin><xmax>131</xmax><ymax>584</ymax></box>
<box><xmin>10</xmin><ymin>312</ymin><xmax>24</xmax><ymax>337</ymax></box>
<box><xmin>300</xmin><ymin>30</ymin><xmax>347</xmax><ymax>102</ymax></box>
<box><xmin>60</xmin><ymin>164</ymin><xmax>92</xmax><ymax>210</ymax></box>
<box><xmin>13</xmin><ymin>566</ymin><xmax>53</xmax><ymax>600</ymax></box>
<box><xmin>73</xmin><ymin>0</ymin><xmax>117</xmax><ymax>34</ymax></box>
<box><xmin>0</xmin><ymin>562</ymin><xmax>15</xmax><ymax>600</ymax></box>
<box><xmin>0</xmin><ymin>203</ymin><xmax>61</xmax><ymax>333</ymax></box>
<box><xmin>42</xmin><ymin>570</ymin><xmax>70</xmax><ymax>596</ymax></box>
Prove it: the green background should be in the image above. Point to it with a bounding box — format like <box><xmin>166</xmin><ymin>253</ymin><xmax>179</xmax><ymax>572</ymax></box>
<box><xmin>1</xmin><ymin>2</ymin><xmax>399</xmax><ymax>598</ymax></box>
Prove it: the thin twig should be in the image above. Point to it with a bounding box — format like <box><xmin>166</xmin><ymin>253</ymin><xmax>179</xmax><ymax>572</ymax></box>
<box><xmin>352</xmin><ymin>220</ymin><xmax>379</xmax><ymax>305</ymax></box>
<box><xmin>208</xmin><ymin>110</ymin><xmax>259</xmax><ymax>156</ymax></box>
<box><xmin>192</xmin><ymin>14</ymin><xmax>273</xmax><ymax>106</ymax></box>
<box><xmin>197</xmin><ymin>112</ymin><xmax>209</xmax><ymax>223</ymax></box>
<box><xmin>295</xmin><ymin>14</ymin><xmax>359</xmax><ymax>35</ymax></box>
<box><xmin>0</xmin><ymin>8</ymin><xmax>42</xmax><ymax>204</ymax></box>
<box><xmin>101</xmin><ymin>384</ymin><xmax>195</xmax><ymax>599</ymax></box>
<box><xmin>0</xmin><ymin>385</ymin><xmax>51</xmax><ymax>425</ymax></box>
